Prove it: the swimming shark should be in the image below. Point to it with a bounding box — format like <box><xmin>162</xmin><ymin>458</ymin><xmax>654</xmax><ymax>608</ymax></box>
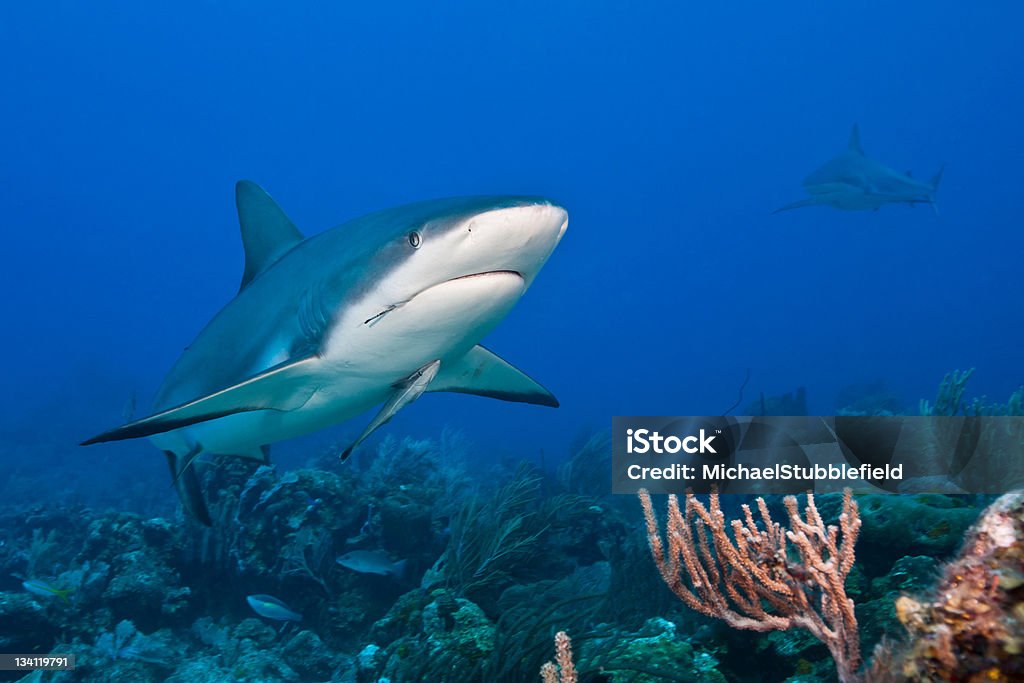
<box><xmin>774</xmin><ymin>125</ymin><xmax>943</xmax><ymax>214</ymax></box>
<box><xmin>82</xmin><ymin>182</ymin><xmax>567</xmax><ymax>524</ymax></box>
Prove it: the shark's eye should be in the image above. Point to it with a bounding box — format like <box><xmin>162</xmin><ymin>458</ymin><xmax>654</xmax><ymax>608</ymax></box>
<box><xmin>408</xmin><ymin>231</ymin><xmax>422</xmax><ymax>248</ymax></box>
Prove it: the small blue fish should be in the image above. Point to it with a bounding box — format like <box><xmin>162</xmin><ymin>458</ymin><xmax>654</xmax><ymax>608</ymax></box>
<box><xmin>23</xmin><ymin>579</ymin><xmax>73</xmax><ymax>604</ymax></box>
<box><xmin>246</xmin><ymin>594</ymin><xmax>301</xmax><ymax>621</ymax></box>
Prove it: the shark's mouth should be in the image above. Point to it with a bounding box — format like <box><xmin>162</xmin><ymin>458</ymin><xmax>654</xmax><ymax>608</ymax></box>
<box><xmin>445</xmin><ymin>269</ymin><xmax>522</xmax><ymax>283</ymax></box>
<box><xmin>363</xmin><ymin>270</ymin><xmax>523</xmax><ymax>326</ymax></box>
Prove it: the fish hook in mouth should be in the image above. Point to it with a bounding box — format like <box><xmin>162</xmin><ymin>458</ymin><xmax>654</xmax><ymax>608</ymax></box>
<box><xmin>362</xmin><ymin>271</ymin><xmax>522</xmax><ymax>327</ymax></box>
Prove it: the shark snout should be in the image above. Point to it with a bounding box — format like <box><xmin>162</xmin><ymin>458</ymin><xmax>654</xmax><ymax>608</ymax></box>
<box><xmin>477</xmin><ymin>201</ymin><xmax>566</xmax><ymax>241</ymax></box>
<box><xmin>551</xmin><ymin>205</ymin><xmax>569</xmax><ymax>241</ymax></box>
<box><xmin>523</xmin><ymin>202</ymin><xmax>569</xmax><ymax>242</ymax></box>
<box><xmin>523</xmin><ymin>201</ymin><xmax>568</xmax><ymax>257</ymax></box>
<box><xmin>458</xmin><ymin>201</ymin><xmax>567</xmax><ymax>286</ymax></box>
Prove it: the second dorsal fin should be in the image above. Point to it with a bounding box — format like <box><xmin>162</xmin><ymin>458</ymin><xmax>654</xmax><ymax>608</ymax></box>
<box><xmin>236</xmin><ymin>180</ymin><xmax>304</xmax><ymax>291</ymax></box>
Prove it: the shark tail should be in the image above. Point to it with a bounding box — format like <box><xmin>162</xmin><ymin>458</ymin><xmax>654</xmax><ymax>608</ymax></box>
<box><xmin>165</xmin><ymin>450</ymin><xmax>213</xmax><ymax>526</ymax></box>
<box><xmin>772</xmin><ymin>197</ymin><xmax>819</xmax><ymax>214</ymax></box>
<box><xmin>928</xmin><ymin>165</ymin><xmax>944</xmax><ymax>215</ymax></box>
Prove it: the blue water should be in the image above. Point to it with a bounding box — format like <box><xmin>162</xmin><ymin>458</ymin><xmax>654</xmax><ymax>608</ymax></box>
<box><xmin>2</xmin><ymin>1</ymin><xmax>1022</xmax><ymax>488</ymax></box>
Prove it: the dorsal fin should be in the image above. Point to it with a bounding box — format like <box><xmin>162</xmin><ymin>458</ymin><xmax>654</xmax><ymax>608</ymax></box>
<box><xmin>236</xmin><ymin>181</ymin><xmax>304</xmax><ymax>291</ymax></box>
<box><xmin>848</xmin><ymin>124</ymin><xmax>864</xmax><ymax>155</ymax></box>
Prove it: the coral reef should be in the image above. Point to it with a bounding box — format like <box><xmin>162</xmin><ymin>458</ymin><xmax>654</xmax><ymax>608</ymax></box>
<box><xmin>836</xmin><ymin>380</ymin><xmax>904</xmax><ymax>416</ymax></box>
<box><xmin>919</xmin><ymin>369</ymin><xmax>1024</xmax><ymax>418</ymax></box>
<box><xmin>0</xmin><ymin>421</ymin><xmax>1017</xmax><ymax>683</ymax></box>
<box><xmin>540</xmin><ymin>630</ymin><xmax>577</xmax><ymax>683</ymax></box>
<box><xmin>874</xmin><ymin>491</ymin><xmax>1024</xmax><ymax>682</ymax></box>
<box><xmin>578</xmin><ymin>617</ymin><xmax>726</xmax><ymax>682</ymax></box>
<box><xmin>639</xmin><ymin>488</ymin><xmax>862</xmax><ymax>682</ymax></box>
<box><xmin>915</xmin><ymin>370</ymin><xmax>1024</xmax><ymax>491</ymax></box>
<box><xmin>843</xmin><ymin>494</ymin><xmax>978</xmax><ymax>575</ymax></box>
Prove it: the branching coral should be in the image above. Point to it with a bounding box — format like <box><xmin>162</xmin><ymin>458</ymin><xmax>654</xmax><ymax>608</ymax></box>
<box><xmin>540</xmin><ymin>631</ymin><xmax>577</xmax><ymax>683</ymax></box>
<box><xmin>25</xmin><ymin>529</ymin><xmax>61</xmax><ymax>576</ymax></box>
<box><xmin>95</xmin><ymin>619</ymin><xmax>171</xmax><ymax>666</ymax></box>
<box><xmin>920</xmin><ymin>368</ymin><xmax>1024</xmax><ymax>417</ymax></box>
<box><xmin>920</xmin><ymin>369</ymin><xmax>976</xmax><ymax>417</ymax></box>
<box><xmin>280</xmin><ymin>526</ymin><xmax>333</xmax><ymax>596</ymax></box>
<box><xmin>639</xmin><ymin>488</ymin><xmax>862</xmax><ymax>682</ymax></box>
<box><xmin>915</xmin><ymin>369</ymin><xmax>1024</xmax><ymax>490</ymax></box>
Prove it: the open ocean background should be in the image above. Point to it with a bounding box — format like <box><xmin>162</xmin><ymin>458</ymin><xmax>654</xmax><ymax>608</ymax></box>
<box><xmin>2</xmin><ymin>1</ymin><xmax>1022</xmax><ymax>507</ymax></box>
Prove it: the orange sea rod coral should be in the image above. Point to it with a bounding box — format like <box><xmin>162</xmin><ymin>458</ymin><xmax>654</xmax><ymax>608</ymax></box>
<box><xmin>638</xmin><ymin>488</ymin><xmax>862</xmax><ymax>682</ymax></box>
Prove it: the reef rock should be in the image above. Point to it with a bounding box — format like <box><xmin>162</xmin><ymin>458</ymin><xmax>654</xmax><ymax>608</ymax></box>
<box><xmin>877</xmin><ymin>491</ymin><xmax>1024</xmax><ymax>681</ymax></box>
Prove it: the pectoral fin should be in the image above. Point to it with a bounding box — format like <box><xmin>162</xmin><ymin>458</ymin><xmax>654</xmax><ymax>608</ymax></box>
<box><xmin>428</xmin><ymin>345</ymin><xmax>558</xmax><ymax>407</ymax></box>
<box><xmin>340</xmin><ymin>360</ymin><xmax>441</xmax><ymax>461</ymax></box>
<box><xmin>81</xmin><ymin>356</ymin><xmax>321</xmax><ymax>445</ymax></box>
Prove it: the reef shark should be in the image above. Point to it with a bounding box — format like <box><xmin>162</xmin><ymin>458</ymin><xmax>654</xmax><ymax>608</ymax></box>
<box><xmin>83</xmin><ymin>182</ymin><xmax>567</xmax><ymax>524</ymax></box>
<box><xmin>774</xmin><ymin>125</ymin><xmax>943</xmax><ymax>214</ymax></box>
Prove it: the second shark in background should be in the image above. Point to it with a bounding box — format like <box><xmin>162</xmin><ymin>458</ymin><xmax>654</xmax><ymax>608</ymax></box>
<box><xmin>775</xmin><ymin>125</ymin><xmax>943</xmax><ymax>214</ymax></box>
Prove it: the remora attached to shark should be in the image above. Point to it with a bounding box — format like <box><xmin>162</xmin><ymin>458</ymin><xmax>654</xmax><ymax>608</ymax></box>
<box><xmin>774</xmin><ymin>125</ymin><xmax>943</xmax><ymax>214</ymax></box>
<box><xmin>83</xmin><ymin>182</ymin><xmax>567</xmax><ymax>524</ymax></box>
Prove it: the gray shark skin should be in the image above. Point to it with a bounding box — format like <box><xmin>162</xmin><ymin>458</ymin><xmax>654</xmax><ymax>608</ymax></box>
<box><xmin>775</xmin><ymin>125</ymin><xmax>943</xmax><ymax>214</ymax></box>
<box><xmin>83</xmin><ymin>182</ymin><xmax>568</xmax><ymax>524</ymax></box>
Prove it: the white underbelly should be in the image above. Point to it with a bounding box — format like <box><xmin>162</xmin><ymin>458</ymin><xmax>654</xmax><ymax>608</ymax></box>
<box><xmin>324</xmin><ymin>270</ymin><xmax>525</xmax><ymax>377</ymax></box>
<box><xmin>149</xmin><ymin>378</ymin><xmax>388</xmax><ymax>456</ymax></box>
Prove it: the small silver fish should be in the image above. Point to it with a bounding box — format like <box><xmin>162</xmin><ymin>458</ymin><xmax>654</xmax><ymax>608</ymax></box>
<box><xmin>336</xmin><ymin>550</ymin><xmax>407</xmax><ymax>578</ymax></box>
<box><xmin>23</xmin><ymin>579</ymin><xmax>73</xmax><ymax>604</ymax></box>
<box><xmin>246</xmin><ymin>594</ymin><xmax>301</xmax><ymax>621</ymax></box>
